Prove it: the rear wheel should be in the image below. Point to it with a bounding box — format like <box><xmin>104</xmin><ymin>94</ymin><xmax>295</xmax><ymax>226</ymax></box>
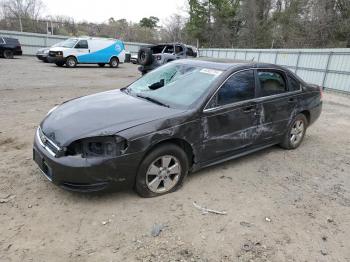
<box><xmin>280</xmin><ymin>114</ymin><xmax>308</xmax><ymax>149</ymax></box>
<box><xmin>109</xmin><ymin>57</ymin><xmax>119</xmax><ymax>68</ymax></box>
<box><xmin>135</xmin><ymin>143</ymin><xmax>189</xmax><ymax>198</ymax></box>
<box><xmin>98</xmin><ymin>63</ymin><xmax>105</xmax><ymax>67</ymax></box>
<box><xmin>66</xmin><ymin>56</ymin><xmax>77</xmax><ymax>68</ymax></box>
<box><xmin>3</xmin><ymin>50</ymin><xmax>14</xmax><ymax>59</ymax></box>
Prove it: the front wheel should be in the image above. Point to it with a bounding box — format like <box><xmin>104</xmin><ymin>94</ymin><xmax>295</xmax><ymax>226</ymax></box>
<box><xmin>109</xmin><ymin>57</ymin><xmax>119</xmax><ymax>68</ymax></box>
<box><xmin>135</xmin><ymin>143</ymin><xmax>189</xmax><ymax>198</ymax></box>
<box><xmin>66</xmin><ymin>56</ymin><xmax>77</xmax><ymax>68</ymax></box>
<box><xmin>3</xmin><ymin>50</ymin><xmax>14</xmax><ymax>59</ymax></box>
<box><xmin>280</xmin><ymin>114</ymin><xmax>308</xmax><ymax>149</ymax></box>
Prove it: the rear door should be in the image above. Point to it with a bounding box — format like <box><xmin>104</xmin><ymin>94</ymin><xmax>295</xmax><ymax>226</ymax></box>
<box><xmin>254</xmin><ymin>69</ymin><xmax>300</xmax><ymax>143</ymax></box>
<box><xmin>200</xmin><ymin>69</ymin><xmax>260</xmax><ymax>163</ymax></box>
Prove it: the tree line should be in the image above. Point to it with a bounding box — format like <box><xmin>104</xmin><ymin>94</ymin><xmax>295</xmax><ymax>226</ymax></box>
<box><xmin>1</xmin><ymin>0</ymin><xmax>349</xmax><ymax>48</ymax></box>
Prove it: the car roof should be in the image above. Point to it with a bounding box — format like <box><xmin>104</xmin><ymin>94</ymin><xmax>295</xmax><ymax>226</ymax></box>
<box><xmin>173</xmin><ymin>57</ymin><xmax>293</xmax><ymax>72</ymax></box>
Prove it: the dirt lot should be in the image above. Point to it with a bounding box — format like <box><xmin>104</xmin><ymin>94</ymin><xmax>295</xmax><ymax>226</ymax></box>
<box><xmin>0</xmin><ymin>56</ymin><xmax>350</xmax><ymax>262</ymax></box>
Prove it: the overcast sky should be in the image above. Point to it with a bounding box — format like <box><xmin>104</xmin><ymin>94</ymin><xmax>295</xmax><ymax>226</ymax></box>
<box><xmin>43</xmin><ymin>0</ymin><xmax>187</xmax><ymax>24</ymax></box>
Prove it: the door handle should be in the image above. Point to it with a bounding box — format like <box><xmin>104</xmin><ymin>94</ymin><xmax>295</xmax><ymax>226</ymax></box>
<box><xmin>288</xmin><ymin>97</ymin><xmax>296</xmax><ymax>103</ymax></box>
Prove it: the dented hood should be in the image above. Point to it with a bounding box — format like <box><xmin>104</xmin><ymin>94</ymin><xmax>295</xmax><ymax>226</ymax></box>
<box><xmin>41</xmin><ymin>89</ymin><xmax>184</xmax><ymax>146</ymax></box>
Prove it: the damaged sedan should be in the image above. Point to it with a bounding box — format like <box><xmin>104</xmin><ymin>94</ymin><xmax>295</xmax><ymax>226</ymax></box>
<box><xmin>33</xmin><ymin>59</ymin><xmax>322</xmax><ymax>197</ymax></box>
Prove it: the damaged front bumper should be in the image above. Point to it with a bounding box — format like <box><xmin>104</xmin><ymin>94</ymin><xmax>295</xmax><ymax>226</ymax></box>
<box><xmin>33</xmin><ymin>128</ymin><xmax>143</xmax><ymax>192</ymax></box>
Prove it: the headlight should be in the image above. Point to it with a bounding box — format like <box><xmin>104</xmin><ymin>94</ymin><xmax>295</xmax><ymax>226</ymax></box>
<box><xmin>67</xmin><ymin>136</ymin><xmax>128</xmax><ymax>158</ymax></box>
<box><xmin>46</xmin><ymin>105</ymin><xmax>58</xmax><ymax>116</ymax></box>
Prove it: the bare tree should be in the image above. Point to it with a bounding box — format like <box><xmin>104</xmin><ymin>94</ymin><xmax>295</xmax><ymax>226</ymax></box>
<box><xmin>0</xmin><ymin>0</ymin><xmax>44</xmax><ymax>31</ymax></box>
<box><xmin>161</xmin><ymin>14</ymin><xmax>186</xmax><ymax>42</ymax></box>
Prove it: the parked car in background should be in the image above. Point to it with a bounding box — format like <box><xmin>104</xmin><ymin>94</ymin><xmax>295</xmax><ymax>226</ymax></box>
<box><xmin>0</xmin><ymin>37</ymin><xmax>22</xmax><ymax>59</ymax></box>
<box><xmin>48</xmin><ymin>37</ymin><xmax>125</xmax><ymax>68</ymax></box>
<box><xmin>137</xmin><ymin>43</ymin><xmax>197</xmax><ymax>74</ymax></box>
<box><xmin>36</xmin><ymin>41</ymin><xmax>64</xmax><ymax>62</ymax></box>
<box><xmin>33</xmin><ymin>59</ymin><xmax>322</xmax><ymax>197</ymax></box>
<box><xmin>131</xmin><ymin>53</ymin><xmax>138</xmax><ymax>64</ymax></box>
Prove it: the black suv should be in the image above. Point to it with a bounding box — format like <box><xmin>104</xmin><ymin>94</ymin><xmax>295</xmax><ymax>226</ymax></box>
<box><xmin>0</xmin><ymin>37</ymin><xmax>23</xmax><ymax>59</ymax></box>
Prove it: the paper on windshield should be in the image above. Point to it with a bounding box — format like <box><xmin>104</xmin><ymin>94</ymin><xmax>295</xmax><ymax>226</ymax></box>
<box><xmin>199</xmin><ymin>68</ymin><xmax>223</xmax><ymax>77</ymax></box>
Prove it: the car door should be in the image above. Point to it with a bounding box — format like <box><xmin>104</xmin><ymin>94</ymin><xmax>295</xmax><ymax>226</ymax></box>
<box><xmin>254</xmin><ymin>69</ymin><xmax>300</xmax><ymax>143</ymax></box>
<box><xmin>175</xmin><ymin>45</ymin><xmax>185</xmax><ymax>59</ymax></box>
<box><xmin>200</xmin><ymin>69</ymin><xmax>260</xmax><ymax>163</ymax></box>
<box><xmin>74</xmin><ymin>40</ymin><xmax>90</xmax><ymax>63</ymax></box>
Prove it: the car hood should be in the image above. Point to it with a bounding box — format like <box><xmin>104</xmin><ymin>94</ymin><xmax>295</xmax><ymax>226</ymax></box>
<box><xmin>50</xmin><ymin>47</ymin><xmax>70</xmax><ymax>52</ymax></box>
<box><xmin>41</xmin><ymin>89</ymin><xmax>185</xmax><ymax>147</ymax></box>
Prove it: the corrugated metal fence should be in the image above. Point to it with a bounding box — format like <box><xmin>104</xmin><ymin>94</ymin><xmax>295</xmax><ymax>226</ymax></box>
<box><xmin>0</xmin><ymin>30</ymin><xmax>149</xmax><ymax>56</ymax></box>
<box><xmin>199</xmin><ymin>48</ymin><xmax>350</xmax><ymax>93</ymax></box>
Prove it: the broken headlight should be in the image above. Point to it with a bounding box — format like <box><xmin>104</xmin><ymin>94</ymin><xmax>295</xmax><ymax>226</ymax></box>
<box><xmin>66</xmin><ymin>136</ymin><xmax>128</xmax><ymax>158</ymax></box>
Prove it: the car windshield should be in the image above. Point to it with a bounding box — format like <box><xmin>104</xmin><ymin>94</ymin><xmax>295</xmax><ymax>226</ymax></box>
<box><xmin>125</xmin><ymin>63</ymin><xmax>223</xmax><ymax>109</ymax></box>
<box><xmin>61</xmin><ymin>39</ymin><xmax>78</xmax><ymax>48</ymax></box>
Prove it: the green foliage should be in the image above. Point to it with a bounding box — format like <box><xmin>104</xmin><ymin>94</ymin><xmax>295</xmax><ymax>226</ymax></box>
<box><xmin>139</xmin><ymin>16</ymin><xmax>159</xmax><ymax>29</ymax></box>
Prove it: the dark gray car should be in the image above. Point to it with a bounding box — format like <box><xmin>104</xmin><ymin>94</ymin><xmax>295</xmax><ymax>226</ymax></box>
<box><xmin>137</xmin><ymin>43</ymin><xmax>197</xmax><ymax>74</ymax></box>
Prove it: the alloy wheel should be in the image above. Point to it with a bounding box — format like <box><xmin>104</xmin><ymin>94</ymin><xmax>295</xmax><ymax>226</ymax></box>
<box><xmin>290</xmin><ymin>120</ymin><xmax>304</xmax><ymax>146</ymax></box>
<box><xmin>146</xmin><ymin>155</ymin><xmax>181</xmax><ymax>194</ymax></box>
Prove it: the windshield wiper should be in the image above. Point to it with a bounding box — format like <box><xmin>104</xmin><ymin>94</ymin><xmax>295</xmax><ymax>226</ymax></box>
<box><xmin>136</xmin><ymin>94</ymin><xmax>170</xmax><ymax>108</ymax></box>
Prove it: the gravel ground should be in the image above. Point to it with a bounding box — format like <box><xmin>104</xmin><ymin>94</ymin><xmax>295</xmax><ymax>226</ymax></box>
<box><xmin>0</xmin><ymin>56</ymin><xmax>350</xmax><ymax>262</ymax></box>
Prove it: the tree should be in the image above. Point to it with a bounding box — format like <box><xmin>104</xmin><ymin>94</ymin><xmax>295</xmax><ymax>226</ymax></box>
<box><xmin>0</xmin><ymin>0</ymin><xmax>44</xmax><ymax>31</ymax></box>
<box><xmin>139</xmin><ymin>16</ymin><xmax>159</xmax><ymax>29</ymax></box>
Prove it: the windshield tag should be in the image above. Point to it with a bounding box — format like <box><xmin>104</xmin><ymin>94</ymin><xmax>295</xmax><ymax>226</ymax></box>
<box><xmin>200</xmin><ymin>68</ymin><xmax>223</xmax><ymax>76</ymax></box>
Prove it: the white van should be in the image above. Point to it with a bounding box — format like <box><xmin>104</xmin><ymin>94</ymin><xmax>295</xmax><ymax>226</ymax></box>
<box><xmin>48</xmin><ymin>37</ymin><xmax>126</xmax><ymax>68</ymax></box>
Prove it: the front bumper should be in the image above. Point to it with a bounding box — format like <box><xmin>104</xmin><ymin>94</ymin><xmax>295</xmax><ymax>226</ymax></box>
<box><xmin>36</xmin><ymin>54</ymin><xmax>48</xmax><ymax>61</ymax></box>
<box><xmin>47</xmin><ymin>55</ymin><xmax>65</xmax><ymax>63</ymax></box>
<box><xmin>33</xmin><ymin>129</ymin><xmax>143</xmax><ymax>192</ymax></box>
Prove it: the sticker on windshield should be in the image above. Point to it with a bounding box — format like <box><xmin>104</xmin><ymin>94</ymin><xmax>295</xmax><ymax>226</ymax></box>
<box><xmin>199</xmin><ymin>68</ymin><xmax>223</xmax><ymax>76</ymax></box>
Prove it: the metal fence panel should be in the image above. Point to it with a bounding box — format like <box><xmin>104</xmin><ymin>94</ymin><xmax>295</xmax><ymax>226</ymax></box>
<box><xmin>0</xmin><ymin>30</ymin><xmax>149</xmax><ymax>56</ymax></box>
<box><xmin>199</xmin><ymin>48</ymin><xmax>350</xmax><ymax>93</ymax></box>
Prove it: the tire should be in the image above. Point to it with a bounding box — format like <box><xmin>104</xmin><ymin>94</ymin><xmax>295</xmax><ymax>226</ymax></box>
<box><xmin>66</xmin><ymin>56</ymin><xmax>77</xmax><ymax>68</ymax></box>
<box><xmin>280</xmin><ymin>113</ymin><xmax>308</xmax><ymax>150</ymax></box>
<box><xmin>135</xmin><ymin>143</ymin><xmax>189</xmax><ymax>198</ymax></box>
<box><xmin>55</xmin><ymin>61</ymin><xmax>65</xmax><ymax>67</ymax></box>
<box><xmin>109</xmin><ymin>57</ymin><xmax>119</xmax><ymax>68</ymax></box>
<box><xmin>3</xmin><ymin>50</ymin><xmax>14</xmax><ymax>59</ymax></box>
<box><xmin>98</xmin><ymin>63</ymin><xmax>105</xmax><ymax>67</ymax></box>
<box><xmin>138</xmin><ymin>47</ymin><xmax>153</xmax><ymax>66</ymax></box>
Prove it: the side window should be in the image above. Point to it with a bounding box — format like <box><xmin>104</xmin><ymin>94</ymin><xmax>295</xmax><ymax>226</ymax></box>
<box><xmin>175</xmin><ymin>45</ymin><xmax>184</xmax><ymax>54</ymax></box>
<box><xmin>288</xmin><ymin>75</ymin><xmax>301</xmax><ymax>91</ymax></box>
<box><xmin>213</xmin><ymin>70</ymin><xmax>255</xmax><ymax>107</ymax></box>
<box><xmin>258</xmin><ymin>70</ymin><xmax>287</xmax><ymax>97</ymax></box>
<box><xmin>186</xmin><ymin>47</ymin><xmax>194</xmax><ymax>57</ymax></box>
<box><xmin>75</xmin><ymin>40</ymin><xmax>88</xmax><ymax>49</ymax></box>
<box><xmin>164</xmin><ymin>45</ymin><xmax>174</xmax><ymax>54</ymax></box>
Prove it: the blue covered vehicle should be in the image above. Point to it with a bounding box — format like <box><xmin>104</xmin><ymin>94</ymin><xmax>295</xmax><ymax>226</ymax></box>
<box><xmin>47</xmin><ymin>37</ymin><xmax>125</xmax><ymax>68</ymax></box>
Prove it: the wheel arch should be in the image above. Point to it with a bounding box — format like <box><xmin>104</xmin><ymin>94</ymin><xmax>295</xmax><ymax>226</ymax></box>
<box><xmin>142</xmin><ymin>138</ymin><xmax>195</xmax><ymax>170</ymax></box>
<box><xmin>299</xmin><ymin>110</ymin><xmax>310</xmax><ymax>125</ymax></box>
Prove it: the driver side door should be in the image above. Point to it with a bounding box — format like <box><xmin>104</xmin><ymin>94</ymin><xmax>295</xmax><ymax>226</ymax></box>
<box><xmin>200</xmin><ymin>69</ymin><xmax>260</xmax><ymax>163</ymax></box>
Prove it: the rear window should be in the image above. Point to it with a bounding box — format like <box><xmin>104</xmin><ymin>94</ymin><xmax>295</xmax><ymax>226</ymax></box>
<box><xmin>4</xmin><ymin>38</ymin><xmax>19</xmax><ymax>44</ymax></box>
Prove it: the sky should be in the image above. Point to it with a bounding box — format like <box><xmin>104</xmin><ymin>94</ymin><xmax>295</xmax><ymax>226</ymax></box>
<box><xmin>43</xmin><ymin>0</ymin><xmax>187</xmax><ymax>25</ymax></box>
